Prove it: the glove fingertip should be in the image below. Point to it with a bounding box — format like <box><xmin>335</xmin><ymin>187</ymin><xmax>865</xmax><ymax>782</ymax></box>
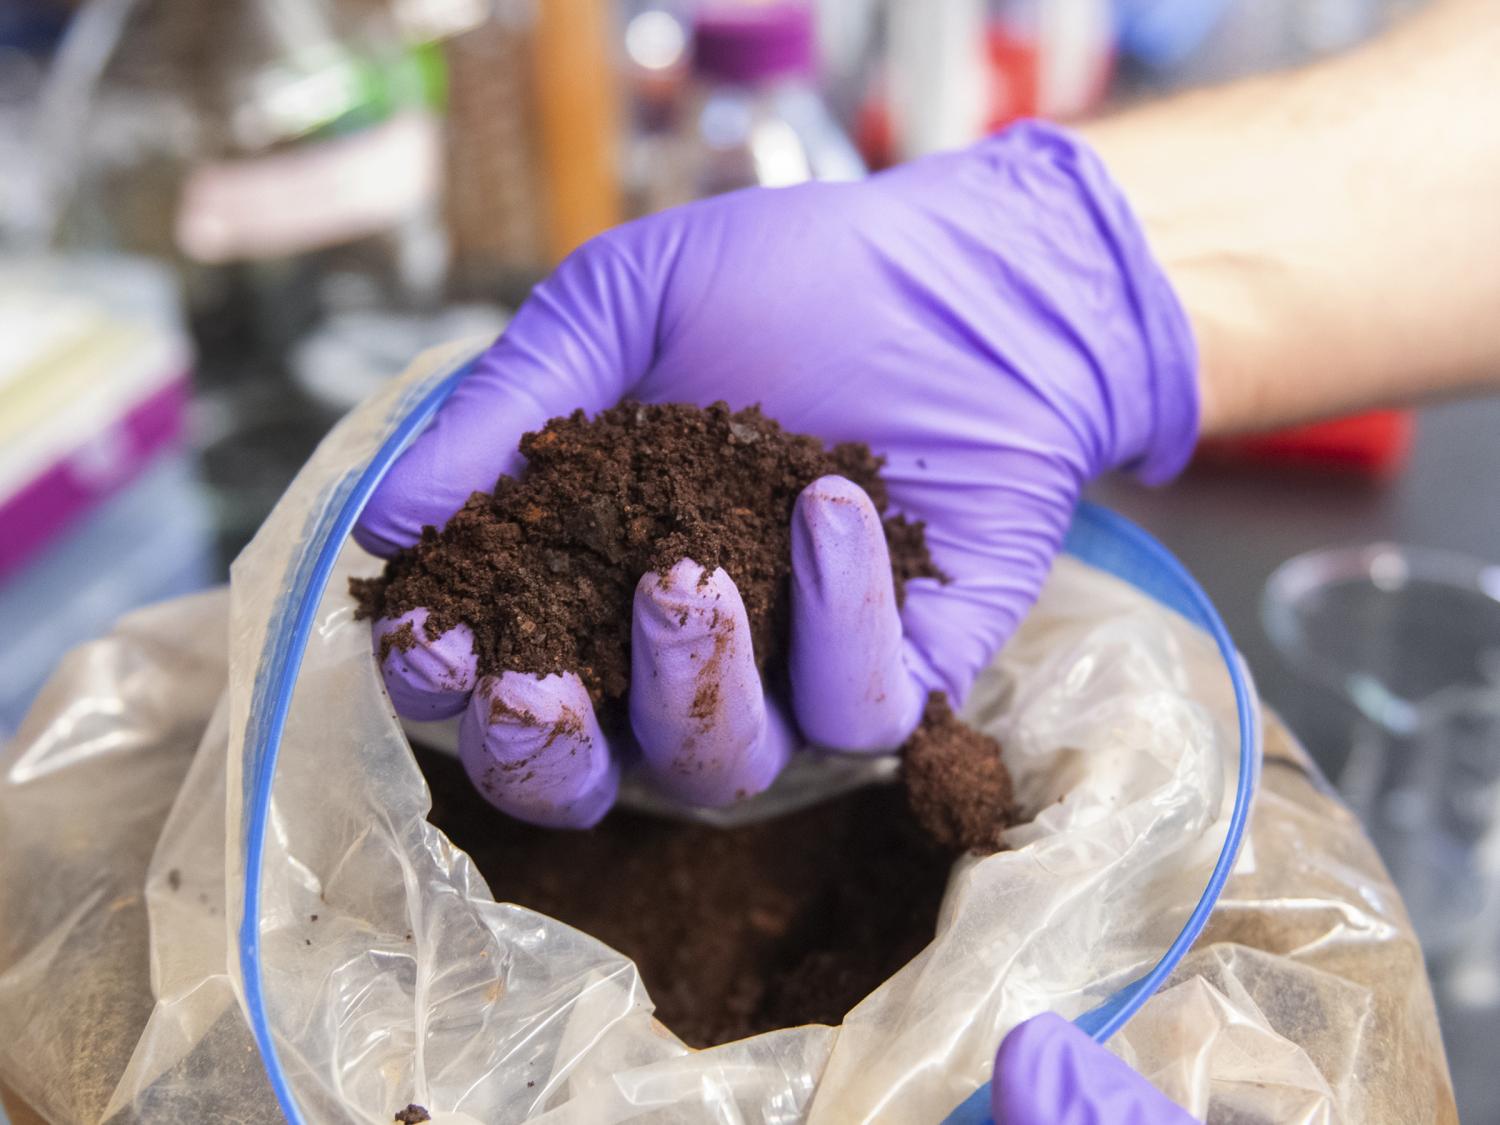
<box><xmin>791</xmin><ymin>476</ymin><xmax>923</xmax><ymax>751</ymax></box>
<box><xmin>991</xmin><ymin>1013</ymin><xmax>1078</xmax><ymax>1125</ymax></box>
<box><xmin>374</xmin><ymin>611</ymin><xmax>477</xmax><ymax>720</ymax></box>
<box><xmin>352</xmin><ymin>513</ymin><xmax>409</xmax><ymax>559</ymax></box>
<box><xmin>631</xmin><ymin>559</ymin><xmax>787</xmax><ymax>806</ymax></box>
<box><xmin>991</xmin><ymin>1013</ymin><xmax>1200</xmax><ymax>1125</ymax></box>
<box><xmin>460</xmin><ymin>671</ymin><xmax>618</xmax><ymax>829</ymax></box>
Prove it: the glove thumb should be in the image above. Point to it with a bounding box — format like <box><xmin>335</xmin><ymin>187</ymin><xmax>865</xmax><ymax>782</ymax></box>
<box><xmin>354</xmin><ymin>232</ymin><xmax>663</xmax><ymax>556</ymax></box>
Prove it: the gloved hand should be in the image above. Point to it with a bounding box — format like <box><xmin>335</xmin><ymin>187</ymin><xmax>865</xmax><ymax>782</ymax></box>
<box><xmin>356</xmin><ymin>120</ymin><xmax>1198</xmax><ymax>828</ymax></box>
<box><xmin>992</xmin><ymin>1013</ymin><xmax>1200</xmax><ymax>1124</ymax></box>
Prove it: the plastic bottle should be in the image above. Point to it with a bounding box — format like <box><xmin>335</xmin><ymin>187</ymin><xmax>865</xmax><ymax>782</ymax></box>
<box><xmin>648</xmin><ymin>2</ymin><xmax>864</xmax><ymax>210</ymax></box>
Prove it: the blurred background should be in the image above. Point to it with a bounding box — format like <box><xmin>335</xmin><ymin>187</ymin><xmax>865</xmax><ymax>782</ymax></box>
<box><xmin>6</xmin><ymin>0</ymin><xmax>1500</xmax><ymax>1119</ymax></box>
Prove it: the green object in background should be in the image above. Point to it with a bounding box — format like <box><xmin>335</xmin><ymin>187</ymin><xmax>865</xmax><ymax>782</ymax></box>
<box><xmin>256</xmin><ymin>40</ymin><xmax>448</xmax><ymax>146</ymax></box>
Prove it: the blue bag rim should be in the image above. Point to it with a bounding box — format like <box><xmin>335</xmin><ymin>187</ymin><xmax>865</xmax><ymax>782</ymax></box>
<box><xmin>236</xmin><ymin>357</ymin><xmax>1261</xmax><ymax>1125</ymax></box>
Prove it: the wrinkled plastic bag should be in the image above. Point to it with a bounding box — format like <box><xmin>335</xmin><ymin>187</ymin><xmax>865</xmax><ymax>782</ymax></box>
<box><xmin>0</xmin><ymin>344</ymin><xmax>1456</xmax><ymax>1123</ymax></box>
<box><xmin>1115</xmin><ymin>708</ymin><xmax>1459</xmax><ymax>1124</ymax></box>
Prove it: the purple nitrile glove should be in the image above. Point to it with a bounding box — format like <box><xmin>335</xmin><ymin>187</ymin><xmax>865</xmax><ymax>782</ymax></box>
<box><xmin>992</xmin><ymin>1013</ymin><xmax>1200</xmax><ymax>1124</ymax></box>
<box><xmin>355</xmin><ymin>120</ymin><xmax>1198</xmax><ymax>828</ymax></box>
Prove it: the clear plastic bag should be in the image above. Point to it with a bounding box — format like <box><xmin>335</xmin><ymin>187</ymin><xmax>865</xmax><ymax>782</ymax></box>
<box><xmin>0</xmin><ymin>345</ymin><xmax>1455</xmax><ymax>1123</ymax></box>
<box><xmin>1115</xmin><ymin>714</ymin><xmax>1458</xmax><ymax>1124</ymax></box>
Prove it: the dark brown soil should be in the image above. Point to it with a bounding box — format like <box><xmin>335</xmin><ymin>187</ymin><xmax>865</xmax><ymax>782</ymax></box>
<box><xmin>417</xmin><ymin>743</ymin><xmax>954</xmax><ymax>1047</ymax></box>
<box><xmin>352</xmin><ymin>402</ymin><xmax>940</xmax><ymax>702</ymax></box>
<box><xmin>905</xmin><ymin>694</ymin><xmax>1016</xmax><ymax>852</ymax></box>
<box><xmin>393</xmin><ymin>1105</ymin><xmax>430</xmax><ymax>1124</ymax></box>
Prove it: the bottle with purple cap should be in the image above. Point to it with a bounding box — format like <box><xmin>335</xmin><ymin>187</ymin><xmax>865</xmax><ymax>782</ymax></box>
<box><xmin>650</xmin><ymin>1</ymin><xmax>864</xmax><ymax>208</ymax></box>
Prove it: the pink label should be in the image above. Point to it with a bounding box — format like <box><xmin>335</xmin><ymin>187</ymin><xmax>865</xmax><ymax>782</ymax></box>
<box><xmin>176</xmin><ymin>112</ymin><xmax>441</xmax><ymax>263</ymax></box>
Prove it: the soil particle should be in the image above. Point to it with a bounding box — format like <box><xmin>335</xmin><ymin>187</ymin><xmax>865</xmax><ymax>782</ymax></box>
<box><xmin>166</xmin><ymin>868</ymin><xmax>181</xmax><ymax>892</ymax></box>
<box><xmin>378</xmin><ymin>620</ymin><xmax>418</xmax><ymax>663</ymax></box>
<box><xmin>393</xmin><ymin>1107</ymin><xmax>431</xmax><ymax>1124</ymax></box>
<box><xmin>352</xmin><ymin>402</ymin><xmax>940</xmax><ymax>703</ymax></box>
<box><xmin>487</xmin><ymin>694</ymin><xmax>537</xmax><ymax>726</ymax></box>
<box><xmin>903</xmin><ymin>693</ymin><xmax>1016</xmax><ymax>853</ymax></box>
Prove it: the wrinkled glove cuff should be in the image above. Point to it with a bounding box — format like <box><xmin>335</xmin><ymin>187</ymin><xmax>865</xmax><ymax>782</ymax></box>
<box><xmin>974</xmin><ymin>120</ymin><xmax>1201</xmax><ymax>485</ymax></box>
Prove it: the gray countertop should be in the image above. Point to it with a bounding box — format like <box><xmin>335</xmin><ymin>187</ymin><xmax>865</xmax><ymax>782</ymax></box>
<box><xmin>1092</xmin><ymin>398</ymin><xmax>1500</xmax><ymax>778</ymax></box>
<box><xmin>1092</xmin><ymin>395</ymin><xmax>1500</xmax><ymax>1123</ymax></box>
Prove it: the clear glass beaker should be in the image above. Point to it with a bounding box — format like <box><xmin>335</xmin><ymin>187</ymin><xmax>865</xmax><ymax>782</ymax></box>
<box><xmin>1262</xmin><ymin>543</ymin><xmax>1500</xmax><ymax>958</ymax></box>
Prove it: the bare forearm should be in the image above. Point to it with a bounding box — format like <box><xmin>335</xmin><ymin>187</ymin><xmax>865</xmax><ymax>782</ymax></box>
<box><xmin>1081</xmin><ymin>0</ymin><xmax>1500</xmax><ymax>436</ymax></box>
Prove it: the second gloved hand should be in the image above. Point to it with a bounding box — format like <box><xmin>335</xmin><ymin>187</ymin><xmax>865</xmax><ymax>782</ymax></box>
<box><xmin>993</xmin><ymin>1013</ymin><xmax>1200</xmax><ymax>1125</ymax></box>
<box><xmin>356</xmin><ymin>121</ymin><xmax>1199</xmax><ymax>827</ymax></box>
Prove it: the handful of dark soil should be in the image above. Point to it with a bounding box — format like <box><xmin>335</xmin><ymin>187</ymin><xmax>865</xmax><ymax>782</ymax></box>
<box><xmin>353</xmin><ymin>401</ymin><xmax>1015</xmax><ymax>851</ymax></box>
<box><xmin>353</xmin><ymin>401</ymin><xmax>939</xmax><ymax>701</ymax></box>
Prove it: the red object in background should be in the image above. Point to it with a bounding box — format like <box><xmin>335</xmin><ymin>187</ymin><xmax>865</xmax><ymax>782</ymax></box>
<box><xmin>1195</xmin><ymin>410</ymin><xmax>1414</xmax><ymax>478</ymax></box>
<box><xmin>852</xmin><ymin>86</ymin><xmax>893</xmax><ymax>170</ymax></box>
<box><xmin>857</xmin><ymin>25</ymin><xmax>1112</xmax><ymax>169</ymax></box>
<box><xmin>982</xmin><ymin>27</ymin><xmax>1043</xmax><ymax>128</ymax></box>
